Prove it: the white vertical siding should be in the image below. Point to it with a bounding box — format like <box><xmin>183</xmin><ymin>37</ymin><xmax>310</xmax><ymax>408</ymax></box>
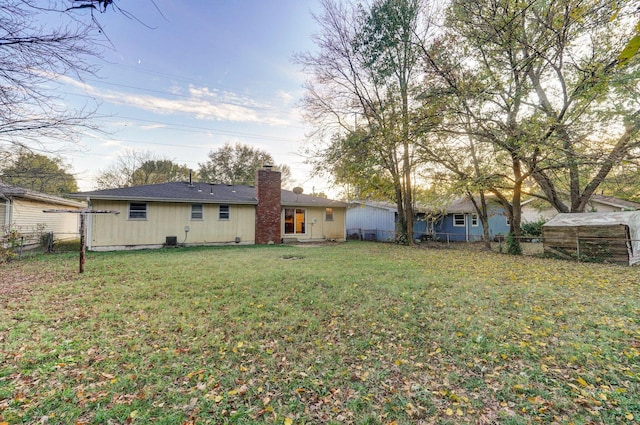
<box><xmin>0</xmin><ymin>201</ymin><xmax>7</xmax><ymax>228</ymax></box>
<box><xmin>10</xmin><ymin>199</ymin><xmax>80</xmax><ymax>240</ymax></box>
<box><xmin>88</xmin><ymin>200</ymin><xmax>257</xmax><ymax>249</ymax></box>
<box><xmin>282</xmin><ymin>206</ymin><xmax>346</xmax><ymax>241</ymax></box>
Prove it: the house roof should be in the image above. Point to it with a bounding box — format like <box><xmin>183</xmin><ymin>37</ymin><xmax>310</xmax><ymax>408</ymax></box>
<box><xmin>588</xmin><ymin>194</ymin><xmax>640</xmax><ymax>210</ymax></box>
<box><xmin>281</xmin><ymin>190</ymin><xmax>348</xmax><ymax>208</ymax></box>
<box><xmin>0</xmin><ymin>182</ymin><xmax>85</xmax><ymax>208</ymax></box>
<box><xmin>69</xmin><ymin>181</ymin><xmax>348</xmax><ymax>208</ymax></box>
<box><xmin>522</xmin><ymin>194</ymin><xmax>640</xmax><ymax>211</ymax></box>
<box><xmin>348</xmin><ymin>200</ymin><xmax>398</xmax><ymax>212</ymax></box>
<box><xmin>543</xmin><ymin>211</ymin><xmax>640</xmax><ymax>228</ymax></box>
<box><xmin>444</xmin><ymin>196</ymin><xmax>504</xmax><ymax>214</ymax></box>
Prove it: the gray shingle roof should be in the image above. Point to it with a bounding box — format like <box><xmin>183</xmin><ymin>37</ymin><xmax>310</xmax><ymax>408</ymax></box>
<box><xmin>281</xmin><ymin>190</ymin><xmax>348</xmax><ymax>208</ymax></box>
<box><xmin>1</xmin><ymin>182</ymin><xmax>85</xmax><ymax>208</ymax></box>
<box><xmin>589</xmin><ymin>194</ymin><xmax>640</xmax><ymax>210</ymax></box>
<box><xmin>70</xmin><ymin>182</ymin><xmax>348</xmax><ymax>208</ymax></box>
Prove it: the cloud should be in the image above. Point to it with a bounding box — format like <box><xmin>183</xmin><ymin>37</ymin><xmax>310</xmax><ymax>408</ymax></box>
<box><xmin>62</xmin><ymin>76</ymin><xmax>300</xmax><ymax>127</ymax></box>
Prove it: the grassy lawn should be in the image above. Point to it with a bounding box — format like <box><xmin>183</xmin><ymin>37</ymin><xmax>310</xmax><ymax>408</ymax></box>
<box><xmin>1</xmin><ymin>242</ymin><xmax>638</xmax><ymax>424</ymax></box>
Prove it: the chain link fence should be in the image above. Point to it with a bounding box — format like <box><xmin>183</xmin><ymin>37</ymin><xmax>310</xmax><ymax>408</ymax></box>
<box><xmin>347</xmin><ymin>227</ymin><xmax>638</xmax><ymax>265</ymax></box>
<box><xmin>1</xmin><ymin>229</ymin><xmax>80</xmax><ymax>261</ymax></box>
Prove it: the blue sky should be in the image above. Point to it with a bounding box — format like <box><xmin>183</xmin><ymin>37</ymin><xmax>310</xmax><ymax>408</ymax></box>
<box><xmin>59</xmin><ymin>0</ymin><xmax>328</xmax><ymax>193</ymax></box>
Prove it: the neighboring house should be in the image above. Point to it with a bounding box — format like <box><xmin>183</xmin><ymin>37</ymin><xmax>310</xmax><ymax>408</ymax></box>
<box><xmin>346</xmin><ymin>200</ymin><xmax>432</xmax><ymax>242</ymax></box>
<box><xmin>69</xmin><ymin>168</ymin><xmax>347</xmax><ymax>251</ymax></box>
<box><xmin>346</xmin><ymin>201</ymin><xmax>397</xmax><ymax>241</ymax></box>
<box><xmin>1</xmin><ymin>182</ymin><xmax>85</xmax><ymax>245</ymax></box>
<box><xmin>346</xmin><ymin>197</ymin><xmax>510</xmax><ymax>243</ymax></box>
<box><xmin>432</xmin><ymin>197</ymin><xmax>510</xmax><ymax>242</ymax></box>
<box><xmin>542</xmin><ymin>211</ymin><xmax>640</xmax><ymax>265</ymax></box>
<box><xmin>521</xmin><ymin>194</ymin><xmax>640</xmax><ymax>223</ymax></box>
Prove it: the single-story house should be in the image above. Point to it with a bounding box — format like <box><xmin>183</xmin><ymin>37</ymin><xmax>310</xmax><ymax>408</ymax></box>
<box><xmin>522</xmin><ymin>194</ymin><xmax>640</xmax><ymax>223</ymax></box>
<box><xmin>69</xmin><ymin>168</ymin><xmax>347</xmax><ymax>251</ymax></box>
<box><xmin>346</xmin><ymin>197</ymin><xmax>510</xmax><ymax>243</ymax></box>
<box><xmin>432</xmin><ymin>196</ymin><xmax>510</xmax><ymax>242</ymax></box>
<box><xmin>542</xmin><ymin>211</ymin><xmax>640</xmax><ymax>265</ymax></box>
<box><xmin>1</xmin><ymin>182</ymin><xmax>85</xmax><ymax>246</ymax></box>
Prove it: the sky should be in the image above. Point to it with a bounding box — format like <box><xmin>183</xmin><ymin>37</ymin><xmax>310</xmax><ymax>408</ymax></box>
<box><xmin>54</xmin><ymin>0</ymin><xmax>330</xmax><ymax>194</ymax></box>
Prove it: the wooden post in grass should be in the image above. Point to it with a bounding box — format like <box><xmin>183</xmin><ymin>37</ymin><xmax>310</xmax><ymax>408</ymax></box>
<box><xmin>43</xmin><ymin>209</ymin><xmax>119</xmax><ymax>273</ymax></box>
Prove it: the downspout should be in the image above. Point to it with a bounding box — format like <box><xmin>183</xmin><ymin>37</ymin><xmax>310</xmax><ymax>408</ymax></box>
<box><xmin>0</xmin><ymin>193</ymin><xmax>11</xmax><ymax>228</ymax></box>
<box><xmin>466</xmin><ymin>213</ymin><xmax>470</xmax><ymax>242</ymax></box>
<box><xmin>343</xmin><ymin>207</ymin><xmax>346</xmax><ymax>241</ymax></box>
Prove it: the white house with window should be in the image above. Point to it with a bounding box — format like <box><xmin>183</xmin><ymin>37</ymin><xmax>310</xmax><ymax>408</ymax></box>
<box><xmin>70</xmin><ymin>179</ymin><xmax>347</xmax><ymax>251</ymax></box>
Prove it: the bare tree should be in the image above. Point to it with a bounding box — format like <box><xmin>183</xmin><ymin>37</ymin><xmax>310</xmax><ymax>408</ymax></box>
<box><xmin>296</xmin><ymin>0</ymin><xmax>434</xmax><ymax>243</ymax></box>
<box><xmin>0</xmin><ymin>1</ymin><xmax>139</xmax><ymax>161</ymax></box>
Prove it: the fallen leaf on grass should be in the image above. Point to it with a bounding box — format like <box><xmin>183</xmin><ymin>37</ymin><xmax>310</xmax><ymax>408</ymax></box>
<box><xmin>576</xmin><ymin>377</ymin><xmax>590</xmax><ymax>387</ymax></box>
<box><xmin>186</xmin><ymin>369</ymin><xmax>204</xmax><ymax>380</ymax></box>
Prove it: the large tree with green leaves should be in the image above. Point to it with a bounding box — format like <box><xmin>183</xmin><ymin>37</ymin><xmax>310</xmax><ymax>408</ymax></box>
<box><xmin>198</xmin><ymin>143</ymin><xmax>292</xmax><ymax>187</ymax></box>
<box><xmin>298</xmin><ymin>0</ymin><xmax>433</xmax><ymax>243</ymax></box>
<box><xmin>310</xmin><ymin>129</ymin><xmax>397</xmax><ymax>201</ymax></box>
<box><xmin>0</xmin><ymin>150</ymin><xmax>78</xmax><ymax>196</ymax></box>
<box><xmin>423</xmin><ymin>0</ymin><xmax>640</xmax><ymax>252</ymax></box>
<box><xmin>94</xmin><ymin>150</ymin><xmax>191</xmax><ymax>189</ymax></box>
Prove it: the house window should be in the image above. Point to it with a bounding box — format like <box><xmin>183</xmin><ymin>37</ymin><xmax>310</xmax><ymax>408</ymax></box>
<box><xmin>191</xmin><ymin>204</ymin><xmax>203</xmax><ymax>220</ymax></box>
<box><xmin>325</xmin><ymin>207</ymin><xmax>334</xmax><ymax>221</ymax></box>
<box><xmin>128</xmin><ymin>202</ymin><xmax>147</xmax><ymax>220</ymax></box>
<box><xmin>453</xmin><ymin>214</ymin><xmax>465</xmax><ymax>227</ymax></box>
<box><xmin>471</xmin><ymin>214</ymin><xmax>479</xmax><ymax>227</ymax></box>
<box><xmin>219</xmin><ymin>205</ymin><xmax>230</xmax><ymax>220</ymax></box>
<box><xmin>284</xmin><ymin>208</ymin><xmax>306</xmax><ymax>234</ymax></box>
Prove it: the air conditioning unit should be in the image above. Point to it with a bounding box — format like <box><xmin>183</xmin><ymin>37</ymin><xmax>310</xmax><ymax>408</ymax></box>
<box><xmin>165</xmin><ymin>236</ymin><xmax>178</xmax><ymax>247</ymax></box>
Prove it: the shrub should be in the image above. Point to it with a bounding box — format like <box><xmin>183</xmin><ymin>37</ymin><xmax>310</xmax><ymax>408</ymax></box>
<box><xmin>0</xmin><ymin>228</ymin><xmax>20</xmax><ymax>262</ymax></box>
<box><xmin>521</xmin><ymin>218</ymin><xmax>546</xmax><ymax>237</ymax></box>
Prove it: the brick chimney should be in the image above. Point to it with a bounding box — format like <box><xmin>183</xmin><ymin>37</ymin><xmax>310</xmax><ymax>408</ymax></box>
<box><xmin>255</xmin><ymin>166</ymin><xmax>281</xmax><ymax>244</ymax></box>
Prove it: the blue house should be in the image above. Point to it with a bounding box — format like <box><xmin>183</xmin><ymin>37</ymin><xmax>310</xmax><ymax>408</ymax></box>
<box><xmin>346</xmin><ymin>201</ymin><xmax>432</xmax><ymax>242</ymax></box>
<box><xmin>432</xmin><ymin>197</ymin><xmax>510</xmax><ymax>242</ymax></box>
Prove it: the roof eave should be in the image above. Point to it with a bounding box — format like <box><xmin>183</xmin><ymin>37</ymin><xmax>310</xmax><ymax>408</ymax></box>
<box><xmin>74</xmin><ymin>194</ymin><xmax>258</xmax><ymax>205</ymax></box>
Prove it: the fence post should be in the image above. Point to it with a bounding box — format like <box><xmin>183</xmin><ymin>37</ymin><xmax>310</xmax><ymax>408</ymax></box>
<box><xmin>576</xmin><ymin>235</ymin><xmax>580</xmax><ymax>262</ymax></box>
<box><xmin>18</xmin><ymin>236</ymin><xmax>24</xmax><ymax>259</ymax></box>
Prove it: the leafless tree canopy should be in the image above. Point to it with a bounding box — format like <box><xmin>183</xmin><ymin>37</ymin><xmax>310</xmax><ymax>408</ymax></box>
<box><xmin>0</xmin><ymin>1</ymin><xmax>113</xmax><ymax>160</ymax></box>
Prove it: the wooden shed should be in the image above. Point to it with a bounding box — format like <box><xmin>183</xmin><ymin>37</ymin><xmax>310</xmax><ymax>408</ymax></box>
<box><xmin>542</xmin><ymin>211</ymin><xmax>640</xmax><ymax>265</ymax></box>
